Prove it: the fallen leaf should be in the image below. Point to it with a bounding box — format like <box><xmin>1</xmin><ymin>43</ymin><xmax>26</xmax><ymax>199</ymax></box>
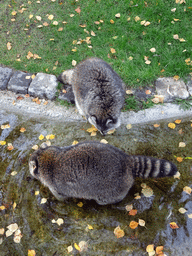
<box><xmin>110</xmin><ymin>19</ymin><xmax>115</xmax><ymax>24</ymax></box>
<box><xmin>179</xmin><ymin>142</ymin><xmax>186</xmax><ymax>147</ymax></box>
<box><xmin>7</xmin><ymin>42</ymin><xmax>12</xmax><ymax>50</ymax></box>
<box><xmin>135</xmin><ymin>16</ymin><xmax>141</xmax><ymax>22</ymax></box>
<box><xmin>146</xmin><ymin>244</ymin><xmax>154</xmax><ymax>253</ymax></box>
<box><xmin>125</xmin><ymin>204</ymin><xmax>133</xmax><ymax>211</ymax></box>
<box><xmin>138</xmin><ymin>219</ymin><xmax>145</xmax><ymax>227</ymax></box>
<box><xmin>7</xmin><ymin>143</ymin><xmax>14</xmax><ymax>151</ymax></box>
<box><xmin>20</xmin><ymin>127</ymin><xmax>26</xmax><ymax>132</ymax></box>
<box><xmin>175</xmin><ymin>119</ymin><xmax>181</xmax><ymax>124</ymax></box>
<box><xmin>179</xmin><ymin>38</ymin><xmax>186</xmax><ymax>42</ymax></box>
<box><xmin>48</xmin><ymin>15</ymin><xmax>54</xmax><ymax>20</ymax></box>
<box><xmin>114</xmin><ymin>226</ymin><xmax>125</xmax><ymax>238</ymax></box>
<box><xmin>74</xmin><ymin>243</ymin><xmax>81</xmax><ymax>251</ymax></box>
<box><xmin>145</xmin><ymin>60</ymin><xmax>151</xmax><ymax>65</ymax></box>
<box><xmin>1</xmin><ymin>124</ymin><xmax>10</xmax><ymax>129</ymax></box>
<box><xmin>36</xmin><ymin>16</ymin><xmax>41</xmax><ymax>21</ymax></box>
<box><xmin>39</xmin><ymin>134</ymin><xmax>44</xmax><ymax>140</ymax></box>
<box><xmin>0</xmin><ymin>228</ymin><xmax>5</xmax><ymax>235</ymax></box>
<box><xmin>174</xmin><ymin>171</ymin><xmax>181</xmax><ymax>179</ymax></box>
<box><xmin>187</xmin><ymin>213</ymin><xmax>192</xmax><ymax>218</ymax></box>
<box><xmin>144</xmin><ymin>21</ymin><xmax>150</xmax><ymax>26</ymax></box>
<box><xmin>12</xmin><ymin>11</ymin><xmax>17</xmax><ymax>16</ymax></box>
<box><xmin>56</xmin><ymin>218</ymin><xmax>64</xmax><ymax>226</ymax></box>
<box><xmin>173</xmin><ymin>75</ymin><xmax>180</xmax><ymax>81</ymax></box>
<box><xmin>91</xmin><ymin>30</ymin><xmax>96</xmax><ymax>36</ymax></box>
<box><xmin>156</xmin><ymin>246</ymin><xmax>164</xmax><ymax>254</ymax></box>
<box><xmin>87</xmin><ymin>224</ymin><xmax>93</xmax><ymax>230</ymax></box>
<box><xmin>126</xmin><ymin>124</ymin><xmax>132</xmax><ymax>130</ymax></box>
<box><xmin>70</xmin><ymin>14</ymin><xmax>75</xmax><ymax>17</ymax></box>
<box><xmin>150</xmin><ymin>48</ymin><xmax>156</xmax><ymax>52</ymax></box>
<box><xmin>126</xmin><ymin>90</ymin><xmax>133</xmax><ymax>94</ymax></box>
<box><xmin>173</xmin><ymin>34</ymin><xmax>179</xmax><ymax>39</ymax></box>
<box><xmin>176</xmin><ymin>157</ymin><xmax>183</xmax><ymax>162</ymax></box>
<box><xmin>87</xmin><ymin>125</ymin><xmax>98</xmax><ymax>133</ymax></box>
<box><xmin>28</xmin><ymin>250</ymin><xmax>36</xmax><ymax>256</ymax></box>
<box><xmin>183</xmin><ymin>186</ymin><xmax>192</xmax><ymax>194</ymax></box>
<box><xmin>29</xmin><ymin>14</ymin><xmax>33</xmax><ymax>19</ymax></box>
<box><xmin>72</xmin><ymin>140</ymin><xmax>78</xmax><ymax>145</ymax></box>
<box><xmin>40</xmin><ymin>198</ymin><xmax>47</xmax><ymax>204</ymax></box>
<box><xmin>129</xmin><ymin>221</ymin><xmax>138</xmax><ymax>229</ymax></box>
<box><xmin>32</xmin><ymin>145</ymin><xmax>38</xmax><ymax>150</ymax></box>
<box><xmin>178</xmin><ymin>207</ymin><xmax>187</xmax><ymax>214</ymax></box>
<box><xmin>154</xmin><ymin>124</ymin><xmax>160</xmax><ymax>128</ymax></box>
<box><xmin>72</xmin><ymin>60</ymin><xmax>77</xmax><ymax>66</ymax></box>
<box><xmin>67</xmin><ymin>246</ymin><xmax>73</xmax><ymax>253</ymax></box>
<box><xmin>142</xmin><ymin>185</ymin><xmax>153</xmax><ymax>197</ymax></box>
<box><xmin>79</xmin><ymin>241</ymin><xmax>88</xmax><ymax>252</ymax></box>
<box><xmin>129</xmin><ymin>209</ymin><xmax>137</xmax><ymax>216</ymax></box>
<box><xmin>26</xmin><ymin>51</ymin><xmax>33</xmax><ymax>59</ymax></box>
<box><xmin>110</xmin><ymin>48</ymin><xmax>116</xmax><ymax>54</ymax></box>
<box><xmin>58</xmin><ymin>27</ymin><xmax>63</xmax><ymax>31</ymax></box>
<box><xmin>77</xmin><ymin>202</ymin><xmax>83</xmax><ymax>207</ymax></box>
<box><xmin>170</xmin><ymin>222</ymin><xmax>179</xmax><ymax>229</ymax></box>
<box><xmin>11</xmin><ymin>171</ymin><xmax>17</xmax><ymax>176</ymax></box>
<box><xmin>53</xmin><ymin>21</ymin><xmax>58</xmax><ymax>25</ymax></box>
<box><xmin>79</xmin><ymin>24</ymin><xmax>86</xmax><ymax>27</ymax></box>
<box><xmin>171</xmin><ymin>8</ymin><xmax>176</xmax><ymax>12</ymax></box>
<box><xmin>35</xmin><ymin>191</ymin><xmax>39</xmax><ymax>195</ymax></box>
<box><xmin>0</xmin><ymin>141</ymin><xmax>6</xmax><ymax>145</ymax></box>
<box><xmin>0</xmin><ymin>206</ymin><xmax>6</xmax><ymax>210</ymax></box>
<box><xmin>107</xmin><ymin>129</ymin><xmax>116</xmax><ymax>134</ymax></box>
<box><xmin>75</xmin><ymin>7</ymin><xmax>81</xmax><ymax>14</ymax></box>
<box><xmin>168</xmin><ymin>123</ymin><xmax>176</xmax><ymax>129</ymax></box>
<box><xmin>100</xmin><ymin>139</ymin><xmax>108</xmax><ymax>144</ymax></box>
<box><xmin>46</xmin><ymin>134</ymin><xmax>55</xmax><ymax>140</ymax></box>
<box><xmin>145</xmin><ymin>89</ymin><xmax>151</xmax><ymax>94</ymax></box>
<box><xmin>115</xmin><ymin>13</ymin><xmax>120</xmax><ymax>18</ymax></box>
<box><xmin>7</xmin><ymin>223</ymin><xmax>18</xmax><ymax>233</ymax></box>
<box><xmin>128</xmin><ymin>56</ymin><xmax>133</xmax><ymax>60</ymax></box>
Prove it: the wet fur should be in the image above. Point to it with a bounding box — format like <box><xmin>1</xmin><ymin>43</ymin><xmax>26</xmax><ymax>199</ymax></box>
<box><xmin>57</xmin><ymin>58</ymin><xmax>125</xmax><ymax>135</ymax></box>
<box><xmin>29</xmin><ymin>141</ymin><xmax>177</xmax><ymax>205</ymax></box>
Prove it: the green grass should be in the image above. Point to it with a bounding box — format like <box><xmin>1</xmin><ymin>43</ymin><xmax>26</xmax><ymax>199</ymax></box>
<box><xmin>1</xmin><ymin>0</ymin><xmax>192</xmax><ymax>107</ymax></box>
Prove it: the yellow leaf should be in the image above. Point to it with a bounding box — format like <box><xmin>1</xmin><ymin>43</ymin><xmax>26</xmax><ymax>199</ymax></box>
<box><xmin>0</xmin><ymin>206</ymin><xmax>6</xmax><ymax>210</ymax></box>
<box><xmin>179</xmin><ymin>38</ymin><xmax>186</xmax><ymax>42</ymax></box>
<box><xmin>39</xmin><ymin>134</ymin><xmax>44</xmax><ymax>140</ymax></box>
<box><xmin>173</xmin><ymin>75</ymin><xmax>180</xmax><ymax>81</ymax></box>
<box><xmin>128</xmin><ymin>56</ymin><xmax>133</xmax><ymax>60</ymax></box>
<box><xmin>107</xmin><ymin>129</ymin><xmax>116</xmax><ymax>134</ymax></box>
<box><xmin>32</xmin><ymin>145</ymin><xmax>38</xmax><ymax>150</ymax></box>
<box><xmin>28</xmin><ymin>250</ymin><xmax>36</xmax><ymax>256</ymax></box>
<box><xmin>11</xmin><ymin>171</ymin><xmax>17</xmax><ymax>176</ymax></box>
<box><xmin>12</xmin><ymin>11</ymin><xmax>17</xmax><ymax>16</ymax></box>
<box><xmin>100</xmin><ymin>139</ymin><xmax>108</xmax><ymax>144</ymax></box>
<box><xmin>114</xmin><ymin>226</ymin><xmax>125</xmax><ymax>238</ymax></box>
<box><xmin>110</xmin><ymin>48</ymin><xmax>116</xmax><ymax>54</ymax></box>
<box><xmin>129</xmin><ymin>221</ymin><xmax>138</xmax><ymax>229</ymax></box>
<box><xmin>90</xmin><ymin>131</ymin><xmax>97</xmax><ymax>136</ymax></box>
<box><xmin>26</xmin><ymin>51</ymin><xmax>33</xmax><ymax>59</ymax></box>
<box><xmin>170</xmin><ymin>222</ymin><xmax>179</xmax><ymax>229</ymax></box>
<box><xmin>175</xmin><ymin>119</ymin><xmax>181</xmax><ymax>124</ymax></box>
<box><xmin>156</xmin><ymin>246</ymin><xmax>164</xmax><ymax>254</ymax></box>
<box><xmin>7</xmin><ymin>42</ymin><xmax>12</xmax><ymax>50</ymax></box>
<box><xmin>87</xmin><ymin>125</ymin><xmax>98</xmax><ymax>133</ymax></box>
<box><xmin>88</xmin><ymin>224</ymin><xmax>93</xmax><ymax>230</ymax></box>
<box><xmin>56</xmin><ymin>218</ymin><xmax>64</xmax><ymax>226</ymax></box>
<box><xmin>144</xmin><ymin>21</ymin><xmax>150</xmax><ymax>26</ymax></box>
<box><xmin>183</xmin><ymin>186</ymin><xmax>192</xmax><ymax>194</ymax></box>
<box><xmin>1</xmin><ymin>124</ymin><xmax>10</xmax><ymax>129</ymax></box>
<box><xmin>74</xmin><ymin>243</ymin><xmax>81</xmax><ymax>251</ymax></box>
<box><xmin>168</xmin><ymin>123</ymin><xmax>176</xmax><ymax>129</ymax></box>
<box><xmin>77</xmin><ymin>202</ymin><xmax>83</xmax><ymax>207</ymax></box>
<box><xmin>35</xmin><ymin>191</ymin><xmax>39</xmax><ymax>195</ymax></box>
<box><xmin>110</xmin><ymin>19</ymin><xmax>115</xmax><ymax>24</ymax></box>
<box><xmin>46</xmin><ymin>134</ymin><xmax>55</xmax><ymax>140</ymax></box>
<box><xmin>0</xmin><ymin>141</ymin><xmax>6</xmax><ymax>145</ymax></box>
<box><xmin>135</xmin><ymin>16</ymin><xmax>140</xmax><ymax>22</ymax></box>
<box><xmin>29</xmin><ymin>14</ymin><xmax>33</xmax><ymax>19</ymax></box>
<box><xmin>154</xmin><ymin>124</ymin><xmax>160</xmax><ymax>128</ymax></box>
<box><xmin>126</xmin><ymin>124</ymin><xmax>132</xmax><ymax>130</ymax></box>
<box><xmin>67</xmin><ymin>246</ymin><xmax>73</xmax><ymax>253</ymax></box>
<box><xmin>91</xmin><ymin>31</ymin><xmax>96</xmax><ymax>36</ymax></box>
<box><xmin>72</xmin><ymin>140</ymin><xmax>78</xmax><ymax>145</ymax></box>
<box><xmin>146</xmin><ymin>244</ymin><xmax>154</xmax><ymax>253</ymax></box>
<box><xmin>48</xmin><ymin>15</ymin><xmax>54</xmax><ymax>20</ymax></box>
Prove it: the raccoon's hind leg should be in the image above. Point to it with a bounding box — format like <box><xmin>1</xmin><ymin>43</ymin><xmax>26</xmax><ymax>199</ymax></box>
<box><xmin>57</xmin><ymin>69</ymin><xmax>74</xmax><ymax>85</ymax></box>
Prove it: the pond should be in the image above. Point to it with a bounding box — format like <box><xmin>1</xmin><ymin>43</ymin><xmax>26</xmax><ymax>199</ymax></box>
<box><xmin>0</xmin><ymin>109</ymin><xmax>192</xmax><ymax>256</ymax></box>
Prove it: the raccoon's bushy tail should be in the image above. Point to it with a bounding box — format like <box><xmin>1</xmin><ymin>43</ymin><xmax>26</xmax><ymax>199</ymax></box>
<box><xmin>130</xmin><ymin>156</ymin><xmax>177</xmax><ymax>178</ymax></box>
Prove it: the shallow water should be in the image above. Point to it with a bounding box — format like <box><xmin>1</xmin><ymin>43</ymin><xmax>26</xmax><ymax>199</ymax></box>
<box><xmin>0</xmin><ymin>110</ymin><xmax>192</xmax><ymax>256</ymax></box>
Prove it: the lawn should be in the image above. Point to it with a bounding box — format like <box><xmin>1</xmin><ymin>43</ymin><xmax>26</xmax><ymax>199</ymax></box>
<box><xmin>1</xmin><ymin>0</ymin><xmax>192</xmax><ymax>105</ymax></box>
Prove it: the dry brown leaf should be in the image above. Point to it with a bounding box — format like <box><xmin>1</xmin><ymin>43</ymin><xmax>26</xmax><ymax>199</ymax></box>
<box><xmin>110</xmin><ymin>19</ymin><xmax>115</xmax><ymax>24</ymax></box>
<box><xmin>20</xmin><ymin>127</ymin><xmax>26</xmax><ymax>132</ymax></box>
<box><xmin>129</xmin><ymin>209</ymin><xmax>137</xmax><ymax>216</ymax></box>
<box><xmin>7</xmin><ymin>143</ymin><xmax>14</xmax><ymax>151</ymax></box>
<box><xmin>154</xmin><ymin>124</ymin><xmax>160</xmax><ymax>128</ymax></box>
<box><xmin>176</xmin><ymin>157</ymin><xmax>183</xmax><ymax>162</ymax></box>
<box><xmin>110</xmin><ymin>48</ymin><xmax>116</xmax><ymax>54</ymax></box>
<box><xmin>173</xmin><ymin>75</ymin><xmax>180</xmax><ymax>81</ymax></box>
<box><xmin>156</xmin><ymin>246</ymin><xmax>164</xmax><ymax>254</ymax></box>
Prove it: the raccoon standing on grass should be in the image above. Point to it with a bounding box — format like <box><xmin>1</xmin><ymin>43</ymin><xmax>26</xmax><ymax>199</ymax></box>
<box><xmin>57</xmin><ymin>57</ymin><xmax>125</xmax><ymax>135</ymax></box>
<box><xmin>29</xmin><ymin>141</ymin><xmax>177</xmax><ymax>205</ymax></box>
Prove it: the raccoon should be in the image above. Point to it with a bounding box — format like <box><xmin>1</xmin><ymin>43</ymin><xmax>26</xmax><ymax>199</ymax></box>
<box><xmin>29</xmin><ymin>141</ymin><xmax>177</xmax><ymax>205</ymax></box>
<box><xmin>57</xmin><ymin>58</ymin><xmax>125</xmax><ymax>135</ymax></box>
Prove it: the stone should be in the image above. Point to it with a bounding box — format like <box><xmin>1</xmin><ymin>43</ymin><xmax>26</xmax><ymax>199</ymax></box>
<box><xmin>28</xmin><ymin>73</ymin><xmax>58</xmax><ymax>100</ymax></box>
<box><xmin>186</xmin><ymin>76</ymin><xmax>192</xmax><ymax>96</ymax></box>
<box><xmin>155</xmin><ymin>77</ymin><xmax>189</xmax><ymax>102</ymax></box>
<box><xmin>0</xmin><ymin>66</ymin><xmax>13</xmax><ymax>90</ymax></box>
<box><xmin>8</xmin><ymin>71</ymin><xmax>32</xmax><ymax>94</ymax></box>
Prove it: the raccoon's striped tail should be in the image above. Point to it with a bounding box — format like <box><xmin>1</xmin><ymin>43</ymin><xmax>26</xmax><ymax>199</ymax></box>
<box><xmin>130</xmin><ymin>156</ymin><xmax>177</xmax><ymax>178</ymax></box>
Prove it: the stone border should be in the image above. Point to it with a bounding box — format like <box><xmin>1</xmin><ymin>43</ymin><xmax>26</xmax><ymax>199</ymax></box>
<box><xmin>0</xmin><ymin>64</ymin><xmax>192</xmax><ymax>106</ymax></box>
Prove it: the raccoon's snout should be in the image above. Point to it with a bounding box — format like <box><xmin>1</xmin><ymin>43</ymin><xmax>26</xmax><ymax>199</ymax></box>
<box><xmin>29</xmin><ymin>160</ymin><xmax>38</xmax><ymax>176</ymax></box>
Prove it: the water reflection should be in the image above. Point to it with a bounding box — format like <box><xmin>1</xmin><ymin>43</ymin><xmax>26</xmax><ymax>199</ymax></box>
<box><xmin>0</xmin><ymin>111</ymin><xmax>192</xmax><ymax>256</ymax></box>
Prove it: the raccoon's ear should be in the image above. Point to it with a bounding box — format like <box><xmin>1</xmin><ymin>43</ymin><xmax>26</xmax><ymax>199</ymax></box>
<box><xmin>29</xmin><ymin>159</ymin><xmax>38</xmax><ymax>176</ymax></box>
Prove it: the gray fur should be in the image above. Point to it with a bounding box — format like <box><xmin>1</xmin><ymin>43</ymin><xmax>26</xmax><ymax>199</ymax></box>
<box><xmin>29</xmin><ymin>141</ymin><xmax>177</xmax><ymax>205</ymax></box>
<box><xmin>57</xmin><ymin>58</ymin><xmax>125</xmax><ymax>135</ymax></box>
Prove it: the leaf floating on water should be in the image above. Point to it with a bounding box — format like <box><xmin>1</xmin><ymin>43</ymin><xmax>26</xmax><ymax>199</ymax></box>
<box><xmin>138</xmin><ymin>219</ymin><xmax>145</xmax><ymax>227</ymax></box>
<box><xmin>77</xmin><ymin>202</ymin><xmax>83</xmax><ymax>207</ymax></box>
<box><xmin>178</xmin><ymin>207</ymin><xmax>187</xmax><ymax>214</ymax></box>
<box><xmin>40</xmin><ymin>198</ymin><xmax>47</xmax><ymax>204</ymax></box>
<box><xmin>183</xmin><ymin>186</ymin><xmax>192</xmax><ymax>194</ymax></box>
<box><xmin>67</xmin><ymin>246</ymin><xmax>73</xmax><ymax>253</ymax></box>
<box><xmin>169</xmin><ymin>222</ymin><xmax>179</xmax><ymax>229</ymax></box>
<box><xmin>39</xmin><ymin>134</ymin><xmax>44</xmax><ymax>140</ymax></box>
<box><xmin>129</xmin><ymin>221</ymin><xmax>138</xmax><ymax>229</ymax></box>
<box><xmin>114</xmin><ymin>226</ymin><xmax>125</xmax><ymax>238</ymax></box>
<box><xmin>28</xmin><ymin>250</ymin><xmax>36</xmax><ymax>256</ymax></box>
<box><xmin>168</xmin><ymin>123</ymin><xmax>176</xmax><ymax>129</ymax></box>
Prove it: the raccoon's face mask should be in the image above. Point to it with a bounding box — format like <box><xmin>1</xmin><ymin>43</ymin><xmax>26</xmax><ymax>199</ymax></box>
<box><xmin>88</xmin><ymin>115</ymin><xmax>120</xmax><ymax>135</ymax></box>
